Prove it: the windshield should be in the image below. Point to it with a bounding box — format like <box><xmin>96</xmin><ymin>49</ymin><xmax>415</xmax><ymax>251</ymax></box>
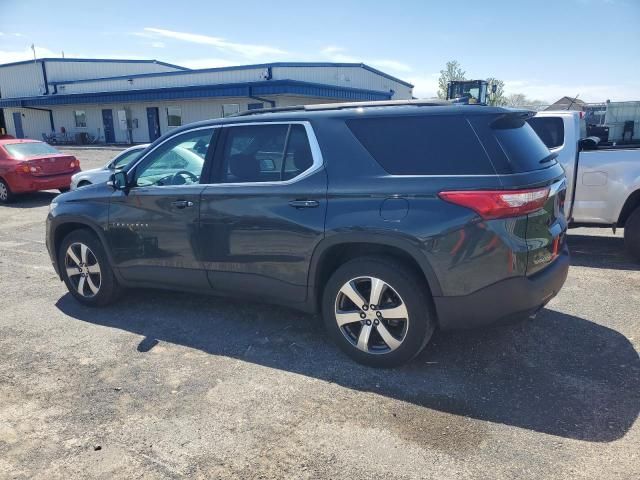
<box><xmin>3</xmin><ymin>142</ymin><xmax>61</xmax><ymax>159</ymax></box>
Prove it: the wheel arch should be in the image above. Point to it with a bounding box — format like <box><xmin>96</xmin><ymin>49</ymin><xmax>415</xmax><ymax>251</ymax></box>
<box><xmin>307</xmin><ymin>233</ymin><xmax>442</xmax><ymax>313</ymax></box>
<box><xmin>617</xmin><ymin>188</ymin><xmax>640</xmax><ymax>227</ymax></box>
<box><xmin>51</xmin><ymin>218</ymin><xmax>114</xmax><ymax>278</ymax></box>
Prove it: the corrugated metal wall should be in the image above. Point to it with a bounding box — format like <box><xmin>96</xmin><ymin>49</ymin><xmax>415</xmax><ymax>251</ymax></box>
<box><xmin>54</xmin><ymin>65</ymin><xmax>412</xmax><ymax>99</ymax></box>
<box><xmin>0</xmin><ymin>63</ymin><xmax>45</xmax><ymax>98</ymax></box>
<box><xmin>3</xmin><ymin>108</ymin><xmax>51</xmax><ymax>140</ymax></box>
<box><xmin>44</xmin><ymin>60</ymin><xmax>181</xmax><ymax>83</ymax></box>
<box><xmin>57</xmin><ymin>67</ymin><xmax>269</xmax><ymax>94</ymax></box>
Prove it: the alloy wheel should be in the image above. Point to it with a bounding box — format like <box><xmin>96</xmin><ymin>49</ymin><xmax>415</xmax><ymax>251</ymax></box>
<box><xmin>65</xmin><ymin>242</ymin><xmax>101</xmax><ymax>297</ymax></box>
<box><xmin>0</xmin><ymin>182</ymin><xmax>8</xmax><ymax>201</ymax></box>
<box><xmin>334</xmin><ymin>276</ymin><xmax>409</xmax><ymax>354</ymax></box>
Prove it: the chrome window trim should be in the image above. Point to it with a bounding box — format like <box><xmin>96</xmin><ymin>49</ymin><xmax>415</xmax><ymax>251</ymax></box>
<box><xmin>126</xmin><ymin>121</ymin><xmax>323</xmax><ymax>188</ymax></box>
<box><xmin>207</xmin><ymin>121</ymin><xmax>324</xmax><ymax>187</ymax></box>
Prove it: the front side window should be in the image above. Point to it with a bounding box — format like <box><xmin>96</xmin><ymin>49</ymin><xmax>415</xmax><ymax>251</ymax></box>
<box><xmin>220</xmin><ymin>124</ymin><xmax>314</xmax><ymax>183</ymax></box>
<box><xmin>74</xmin><ymin>110</ymin><xmax>87</xmax><ymax>128</ymax></box>
<box><xmin>135</xmin><ymin>128</ymin><xmax>214</xmax><ymax>187</ymax></box>
<box><xmin>110</xmin><ymin>148</ymin><xmax>144</xmax><ymax>169</ymax></box>
<box><xmin>166</xmin><ymin>107</ymin><xmax>182</xmax><ymax>127</ymax></box>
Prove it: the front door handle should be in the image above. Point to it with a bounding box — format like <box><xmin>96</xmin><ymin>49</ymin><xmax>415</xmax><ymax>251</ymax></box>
<box><xmin>289</xmin><ymin>199</ymin><xmax>319</xmax><ymax>209</ymax></box>
<box><xmin>171</xmin><ymin>200</ymin><xmax>194</xmax><ymax>209</ymax></box>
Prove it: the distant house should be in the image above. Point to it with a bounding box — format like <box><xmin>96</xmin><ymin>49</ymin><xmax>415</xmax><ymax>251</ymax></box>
<box><xmin>545</xmin><ymin>96</ymin><xmax>586</xmax><ymax>111</ymax></box>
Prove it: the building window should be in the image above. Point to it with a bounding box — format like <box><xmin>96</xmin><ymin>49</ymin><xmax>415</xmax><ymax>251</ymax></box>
<box><xmin>222</xmin><ymin>104</ymin><xmax>240</xmax><ymax>117</ymax></box>
<box><xmin>167</xmin><ymin>107</ymin><xmax>182</xmax><ymax>127</ymax></box>
<box><xmin>74</xmin><ymin>110</ymin><xmax>87</xmax><ymax>128</ymax></box>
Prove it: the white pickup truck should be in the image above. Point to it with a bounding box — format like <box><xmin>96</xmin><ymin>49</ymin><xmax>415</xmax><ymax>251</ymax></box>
<box><xmin>528</xmin><ymin>111</ymin><xmax>640</xmax><ymax>261</ymax></box>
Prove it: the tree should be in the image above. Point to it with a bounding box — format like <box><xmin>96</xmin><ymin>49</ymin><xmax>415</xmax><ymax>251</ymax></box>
<box><xmin>486</xmin><ymin>77</ymin><xmax>506</xmax><ymax>106</ymax></box>
<box><xmin>437</xmin><ymin>60</ymin><xmax>466</xmax><ymax>99</ymax></box>
<box><xmin>505</xmin><ymin>93</ymin><xmax>547</xmax><ymax>108</ymax></box>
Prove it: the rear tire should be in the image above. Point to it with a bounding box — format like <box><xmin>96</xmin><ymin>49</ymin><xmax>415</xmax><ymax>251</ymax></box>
<box><xmin>0</xmin><ymin>178</ymin><xmax>13</xmax><ymax>204</ymax></box>
<box><xmin>58</xmin><ymin>187</ymin><xmax>70</xmax><ymax>193</ymax></box>
<box><xmin>322</xmin><ymin>256</ymin><xmax>436</xmax><ymax>367</ymax></box>
<box><xmin>624</xmin><ymin>207</ymin><xmax>640</xmax><ymax>262</ymax></box>
<box><xmin>59</xmin><ymin>229</ymin><xmax>122</xmax><ymax>306</ymax></box>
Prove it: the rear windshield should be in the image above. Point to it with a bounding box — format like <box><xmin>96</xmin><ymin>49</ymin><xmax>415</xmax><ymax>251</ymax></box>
<box><xmin>3</xmin><ymin>142</ymin><xmax>60</xmax><ymax>160</ymax></box>
<box><xmin>527</xmin><ymin>116</ymin><xmax>565</xmax><ymax>149</ymax></box>
<box><xmin>346</xmin><ymin>115</ymin><xmax>495</xmax><ymax>175</ymax></box>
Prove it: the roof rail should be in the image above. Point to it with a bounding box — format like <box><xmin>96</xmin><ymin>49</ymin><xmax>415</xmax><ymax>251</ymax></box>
<box><xmin>233</xmin><ymin>99</ymin><xmax>450</xmax><ymax>117</ymax></box>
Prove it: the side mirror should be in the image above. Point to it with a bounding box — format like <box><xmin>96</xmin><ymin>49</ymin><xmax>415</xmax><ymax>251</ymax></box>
<box><xmin>578</xmin><ymin>136</ymin><xmax>600</xmax><ymax>151</ymax></box>
<box><xmin>110</xmin><ymin>170</ymin><xmax>129</xmax><ymax>190</ymax></box>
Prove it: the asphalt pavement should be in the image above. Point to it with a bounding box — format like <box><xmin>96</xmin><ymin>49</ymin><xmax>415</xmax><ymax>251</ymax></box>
<box><xmin>0</xmin><ymin>147</ymin><xmax>638</xmax><ymax>479</ymax></box>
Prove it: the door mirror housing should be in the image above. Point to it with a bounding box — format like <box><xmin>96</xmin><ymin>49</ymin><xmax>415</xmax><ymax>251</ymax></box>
<box><xmin>110</xmin><ymin>170</ymin><xmax>129</xmax><ymax>190</ymax></box>
<box><xmin>578</xmin><ymin>136</ymin><xmax>600</xmax><ymax>151</ymax></box>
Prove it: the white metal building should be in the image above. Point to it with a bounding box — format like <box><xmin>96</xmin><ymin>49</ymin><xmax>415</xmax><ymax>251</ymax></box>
<box><xmin>0</xmin><ymin>58</ymin><xmax>413</xmax><ymax>144</ymax></box>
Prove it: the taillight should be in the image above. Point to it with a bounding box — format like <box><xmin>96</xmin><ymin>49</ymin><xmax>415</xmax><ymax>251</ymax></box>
<box><xmin>15</xmin><ymin>164</ymin><xmax>31</xmax><ymax>174</ymax></box>
<box><xmin>439</xmin><ymin>187</ymin><xmax>550</xmax><ymax>219</ymax></box>
<box><xmin>69</xmin><ymin>160</ymin><xmax>79</xmax><ymax>168</ymax></box>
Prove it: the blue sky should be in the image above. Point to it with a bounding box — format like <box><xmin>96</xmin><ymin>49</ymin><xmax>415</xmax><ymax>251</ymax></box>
<box><xmin>1</xmin><ymin>0</ymin><xmax>638</xmax><ymax>102</ymax></box>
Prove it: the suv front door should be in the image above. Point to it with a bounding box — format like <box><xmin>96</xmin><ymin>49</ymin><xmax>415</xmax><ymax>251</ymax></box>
<box><xmin>199</xmin><ymin>122</ymin><xmax>327</xmax><ymax>305</ymax></box>
<box><xmin>108</xmin><ymin>127</ymin><xmax>216</xmax><ymax>289</ymax></box>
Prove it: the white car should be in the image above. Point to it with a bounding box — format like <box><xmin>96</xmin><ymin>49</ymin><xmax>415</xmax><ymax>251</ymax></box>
<box><xmin>70</xmin><ymin>144</ymin><xmax>149</xmax><ymax>190</ymax></box>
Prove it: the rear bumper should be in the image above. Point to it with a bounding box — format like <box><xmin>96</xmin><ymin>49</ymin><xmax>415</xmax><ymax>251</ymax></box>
<box><xmin>8</xmin><ymin>171</ymin><xmax>77</xmax><ymax>193</ymax></box>
<box><xmin>434</xmin><ymin>246</ymin><xmax>569</xmax><ymax>330</ymax></box>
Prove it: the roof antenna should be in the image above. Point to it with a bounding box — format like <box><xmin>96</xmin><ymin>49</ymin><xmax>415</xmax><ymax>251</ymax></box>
<box><xmin>31</xmin><ymin>44</ymin><xmax>36</xmax><ymax>62</ymax></box>
<box><xmin>61</xmin><ymin>50</ymin><xmax>65</xmax><ymax>58</ymax></box>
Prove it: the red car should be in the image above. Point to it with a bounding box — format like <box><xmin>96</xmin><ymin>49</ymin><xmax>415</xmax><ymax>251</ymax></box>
<box><xmin>0</xmin><ymin>139</ymin><xmax>80</xmax><ymax>203</ymax></box>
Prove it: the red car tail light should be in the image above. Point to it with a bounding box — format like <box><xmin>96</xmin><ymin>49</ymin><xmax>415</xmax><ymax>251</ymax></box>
<box><xmin>439</xmin><ymin>187</ymin><xmax>550</xmax><ymax>219</ymax></box>
<box><xmin>15</xmin><ymin>164</ymin><xmax>31</xmax><ymax>174</ymax></box>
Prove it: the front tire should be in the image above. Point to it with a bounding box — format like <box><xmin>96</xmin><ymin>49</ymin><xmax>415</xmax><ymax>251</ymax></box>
<box><xmin>59</xmin><ymin>229</ymin><xmax>121</xmax><ymax>306</ymax></box>
<box><xmin>322</xmin><ymin>256</ymin><xmax>436</xmax><ymax>367</ymax></box>
<box><xmin>0</xmin><ymin>178</ymin><xmax>13</xmax><ymax>204</ymax></box>
<box><xmin>624</xmin><ymin>207</ymin><xmax>640</xmax><ymax>262</ymax></box>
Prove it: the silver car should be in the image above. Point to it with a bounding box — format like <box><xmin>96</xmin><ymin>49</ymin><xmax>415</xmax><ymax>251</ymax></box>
<box><xmin>70</xmin><ymin>144</ymin><xmax>149</xmax><ymax>190</ymax></box>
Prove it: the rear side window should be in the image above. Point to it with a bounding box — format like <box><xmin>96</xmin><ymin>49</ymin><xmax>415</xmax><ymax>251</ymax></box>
<box><xmin>346</xmin><ymin>115</ymin><xmax>494</xmax><ymax>175</ymax></box>
<box><xmin>527</xmin><ymin>117</ymin><xmax>565</xmax><ymax>149</ymax></box>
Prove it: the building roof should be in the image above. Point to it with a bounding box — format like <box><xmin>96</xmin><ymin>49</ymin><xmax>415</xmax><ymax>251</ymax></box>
<box><xmin>0</xmin><ymin>57</ymin><xmax>188</xmax><ymax>70</ymax></box>
<box><xmin>0</xmin><ymin>79</ymin><xmax>393</xmax><ymax>108</ymax></box>
<box><xmin>545</xmin><ymin>96</ymin><xmax>587</xmax><ymax>111</ymax></box>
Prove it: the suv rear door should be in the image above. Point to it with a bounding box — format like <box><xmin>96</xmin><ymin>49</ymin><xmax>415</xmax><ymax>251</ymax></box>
<box><xmin>199</xmin><ymin>121</ymin><xmax>327</xmax><ymax>305</ymax></box>
<box><xmin>470</xmin><ymin>112</ymin><xmax>568</xmax><ymax>275</ymax></box>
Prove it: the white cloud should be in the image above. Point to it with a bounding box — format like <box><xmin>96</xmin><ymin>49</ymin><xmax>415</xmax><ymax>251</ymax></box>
<box><xmin>143</xmin><ymin>27</ymin><xmax>287</xmax><ymax>59</ymax></box>
<box><xmin>406</xmin><ymin>73</ymin><xmax>440</xmax><ymax>98</ymax></box>
<box><xmin>150</xmin><ymin>41</ymin><xmax>165</xmax><ymax>48</ymax></box>
<box><xmin>177</xmin><ymin>58</ymin><xmax>239</xmax><ymax>69</ymax></box>
<box><xmin>320</xmin><ymin>45</ymin><xmax>413</xmax><ymax>73</ymax></box>
<box><xmin>0</xmin><ymin>46</ymin><xmax>58</xmax><ymax>64</ymax></box>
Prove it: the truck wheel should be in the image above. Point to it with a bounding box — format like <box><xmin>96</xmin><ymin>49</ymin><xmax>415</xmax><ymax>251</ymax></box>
<box><xmin>0</xmin><ymin>178</ymin><xmax>13</xmax><ymax>204</ymax></box>
<box><xmin>322</xmin><ymin>256</ymin><xmax>436</xmax><ymax>367</ymax></box>
<box><xmin>624</xmin><ymin>207</ymin><xmax>640</xmax><ymax>262</ymax></box>
<box><xmin>59</xmin><ymin>229</ymin><xmax>122</xmax><ymax>306</ymax></box>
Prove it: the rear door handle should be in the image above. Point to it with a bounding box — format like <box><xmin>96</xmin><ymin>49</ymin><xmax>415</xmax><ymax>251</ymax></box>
<box><xmin>289</xmin><ymin>199</ymin><xmax>319</xmax><ymax>209</ymax></box>
<box><xmin>171</xmin><ymin>200</ymin><xmax>194</xmax><ymax>209</ymax></box>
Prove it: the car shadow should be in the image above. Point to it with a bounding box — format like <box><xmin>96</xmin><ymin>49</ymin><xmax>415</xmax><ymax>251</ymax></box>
<box><xmin>56</xmin><ymin>290</ymin><xmax>639</xmax><ymax>443</ymax></box>
<box><xmin>2</xmin><ymin>191</ymin><xmax>59</xmax><ymax>208</ymax></box>
<box><xmin>567</xmin><ymin>233</ymin><xmax>639</xmax><ymax>271</ymax></box>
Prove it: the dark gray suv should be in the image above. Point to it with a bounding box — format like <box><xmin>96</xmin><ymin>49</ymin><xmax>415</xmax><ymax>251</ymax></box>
<box><xmin>46</xmin><ymin>101</ymin><xmax>569</xmax><ymax>367</ymax></box>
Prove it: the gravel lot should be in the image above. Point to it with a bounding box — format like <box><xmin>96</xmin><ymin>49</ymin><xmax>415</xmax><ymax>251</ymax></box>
<box><xmin>1</xmin><ymin>147</ymin><xmax>638</xmax><ymax>479</ymax></box>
